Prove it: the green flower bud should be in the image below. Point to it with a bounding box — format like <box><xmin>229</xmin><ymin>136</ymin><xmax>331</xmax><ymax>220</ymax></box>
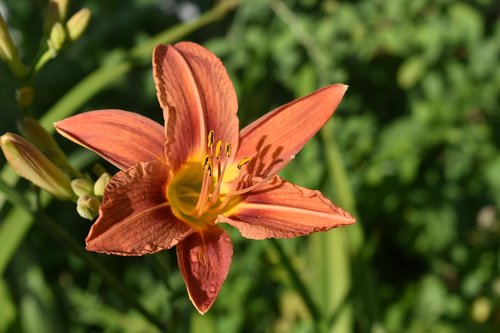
<box><xmin>76</xmin><ymin>194</ymin><xmax>100</xmax><ymax>220</ymax></box>
<box><xmin>0</xmin><ymin>13</ymin><xmax>25</xmax><ymax>77</ymax></box>
<box><xmin>93</xmin><ymin>172</ymin><xmax>111</xmax><ymax>197</ymax></box>
<box><xmin>47</xmin><ymin>22</ymin><xmax>66</xmax><ymax>51</ymax></box>
<box><xmin>66</xmin><ymin>8</ymin><xmax>91</xmax><ymax>41</ymax></box>
<box><xmin>43</xmin><ymin>0</ymin><xmax>69</xmax><ymax>33</ymax></box>
<box><xmin>17</xmin><ymin>117</ymin><xmax>75</xmax><ymax>176</ymax></box>
<box><xmin>71</xmin><ymin>178</ymin><xmax>94</xmax><ymax>197</ymax></box>
<box><xmin>0</xmin><ymin>13</ymin><xmax>17</xmax><ymax>63</ymax></box>
<box><xmin>0</xmin><ymin>133</ymin><xmax>74</xmax><ymax>200</ymax></box>
<box><xmin>16</xmin><ymin>86</ymin><xmax>34</xmax><ymax>108</ymax></box>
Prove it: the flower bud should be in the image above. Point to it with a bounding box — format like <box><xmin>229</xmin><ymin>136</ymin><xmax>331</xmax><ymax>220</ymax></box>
<box><xmin>93</xmin><ymin>172</ymin><xmax>111</xmax><ymax>197</ymax></box>
<box><xmin>71</xmin><ymin>178</ymin><xmax>94</xmax><ymax>197</ymax></box>
<box><xmin>0</xmin><ymin>133</ymin><xmax>74</xmax><ymax>200</ymax></box>
<box><xmin>16</xmin><ymin>86</ymin><xmax>34</xmax><ymax>108</ymax></box>
<box><xmin>17</xmin><ymin>117</ymin><xmax>73</xmax><ymax>174</ymax></box>
<box><xmin>47</xmin><ymin>21</ymin><xmax>66</xmax><ymax>51</ymax></box>
<box><xmin>43</xmin><ymin>0</ymin><xmax>69</xmax><ymax>33</ymax></box>
<box><xmin>0</xmin><ymin>13</ymin><xmax>25</xmax><ymax>77</ymax></box>
<box><xmin>0</xmin><ymin>13</ymin><xmax>17</xmax><ymax>63</ymax></box>
<box><xmin>76</xmin><ymin>194</ymin><xmax>100</xmax><ymax>220</ymax></box>
<box><xmin>66</xmin><ymin>8</ymin><xmax>91</xmax><ymax>41</ymax></box>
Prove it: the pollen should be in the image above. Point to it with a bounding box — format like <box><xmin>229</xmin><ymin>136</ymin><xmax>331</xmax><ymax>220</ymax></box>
<box><xmin>207</xmin><ymin>130</ymin><xmax>214</xmax><ymax>149</ymax></box>
<box><xmin>237</xmin><ymin>157</ymin><xmax>252</xmax><ymax>169</ymax></box>
<box><xmin>224</xmin><ymin>143</ymin><xmax>231</xmax><ymax>158</ymax></box>
<box><xmin>202</xmin><ymin>154</ymin><xmax>211</xmax><ymax>169</ymax></box>
<box><xmin>215</xmin><ymin>140</ymin><xmax>223</xmax><ymax>159</ymax></box>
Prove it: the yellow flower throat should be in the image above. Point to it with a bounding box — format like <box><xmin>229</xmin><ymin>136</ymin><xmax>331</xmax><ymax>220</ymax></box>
<box><xmin>166</xmin><ymin>130</ymin><xmax>252</xmax><ymax>231</ymax></box>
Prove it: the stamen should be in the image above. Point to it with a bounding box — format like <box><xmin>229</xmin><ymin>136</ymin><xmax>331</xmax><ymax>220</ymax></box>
<box><xmin>225</xmin><ymin>143</ymin><xmax>231</xmax><ymax>158</ymax></box>
<box><xmin>237</xmin><ymin>157</ymin><xmax>252</xmax><ymax>169</ymax></box>
<box><xmin>207</xmin><ymin>168</ymin><xmax>278</xmax><ymax>216</ymax></box>
<box><xmin>181</xmin><ymin>129</ymin><xmax>268</xmax><ymax>219</ymax></box>
<box><xmin>209</xmin><ymin>152</ymin><xmax>229</xmax><ymax>205</ymax></box>
<box><xmin>215</xmin><ymin>140</ymin><xmax>223</xmax><ymax>159</ymax></box>
<box><xmin>202</xmin><ymin>155</ymin><xmax>211</xmax><ymax>170</ymax></box>
<box><xmin>225</xmin><ymin>174</ymin><xmax>276</xmax><ymax>197</ymax></box>
<box><xmin>190</xmin><ymin>161</ymin><xmax>212</xmax><ymax>215</ymax></box>
<box><xmin>207</xmin><ymin>130</ymin><xmax>214</xmax><ymax>149</ymax></box>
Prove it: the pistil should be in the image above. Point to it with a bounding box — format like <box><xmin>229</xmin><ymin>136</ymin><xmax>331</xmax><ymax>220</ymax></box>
<box><xmin>179</xmin><ymin>130</ymin><xmax>279</xmax><ymax>221</ymax></box>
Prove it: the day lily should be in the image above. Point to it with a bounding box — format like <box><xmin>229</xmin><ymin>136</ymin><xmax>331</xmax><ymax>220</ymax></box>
<box><xmin>55</xmin><ymin>42</ymin><xmax>355</xmax><ymax>314</ymax></box>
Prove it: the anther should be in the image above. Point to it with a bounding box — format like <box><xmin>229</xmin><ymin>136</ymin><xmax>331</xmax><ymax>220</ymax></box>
<box><xmin>207</xmin><ymin>130</ymin><xmax>214</xmax><ymax>149</ymax></box>
<box><xmin>237</xmin><ymin>157</ymin><xmax>252</xmax><ymax>169</ymax></box>
<box><xmin>202</xmin><ymin>155</ymin><xmax>211</xmax><ymax>168</ymax></box>
<box><xmin>215</xmin><ymin>140</ymin><xmax>223</xmax><ymax>159</ymax></box>
<box><xmin>225</xmin><ymin>143</ymin><xmax>232</xmax><ymax>158</ymax></box>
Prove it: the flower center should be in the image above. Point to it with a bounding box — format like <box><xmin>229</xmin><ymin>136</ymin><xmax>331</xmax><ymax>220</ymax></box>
<box><xmin>166</xmin><ymin>130</ymin><xmax>253</xmax><ymax>231</ymax></box>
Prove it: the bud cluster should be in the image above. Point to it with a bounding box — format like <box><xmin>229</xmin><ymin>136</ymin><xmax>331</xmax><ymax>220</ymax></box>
<box><xmin>0</xmin><ymin>0</ymin><xmax>91</xmax><ymax>79</ymax></box>
<box><xmin>45</xmin><ymin>0</ymin><xmax>91</xmax><ymax>53</ymax></box>
<box><xmin>71</xmin><ymin>173</ymin><xmax>111</xmax><ymax>220</ymax></box>
<box><xmin>1</xmin><ymin>117</ymin><xmax>111</xmax><ymax>221</ymax></box>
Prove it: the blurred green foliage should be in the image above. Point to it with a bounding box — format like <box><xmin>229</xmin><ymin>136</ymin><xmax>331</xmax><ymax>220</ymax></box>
<box><xmin>0</xmin><ymin>0</ymin><xmax>499</xmax><ymax>332</ymax></box>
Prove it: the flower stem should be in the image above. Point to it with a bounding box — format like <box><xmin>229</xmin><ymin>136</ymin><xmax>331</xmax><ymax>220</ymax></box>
<box><xmin>269</xmin><ymin>239</ymin><xmax>327</xmax><ymax>332</ymax></box>
<box><xmin>321</xmin><ymin>121</ymin><xmax>381</xmax><ymax>330</ymax></box>
<box><xmin>31</xmin><ymin>48</ymin><xmax>56</xmax><ymax>78</ymax></box>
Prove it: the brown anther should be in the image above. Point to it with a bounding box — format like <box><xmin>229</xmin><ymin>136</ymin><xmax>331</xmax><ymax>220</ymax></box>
<box><xmin>237</xmin><ymin>157</ymin><xmax>252</xmax><ymax>169</ymax></box>
<box><xmin>207</xmin><ymin>130</ymin><xmax>214</xmax><ymax>149</ymax></box>
<box><xmin>225</xmin><ymin>143</ymin><xmax>232</xmax><ymax>158</ymax></box>
<box><xmin>202</xmin><ymin>155</ymin><xmax>211</xmax><ymax>169</ymax></box>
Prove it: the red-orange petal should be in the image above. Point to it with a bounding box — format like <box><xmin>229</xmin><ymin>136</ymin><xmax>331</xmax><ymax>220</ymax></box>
<box><xmin>153</xmin><ymin>42</ymin><xmax>239</xmax><ymax>170</ymax></box>
<box><xmin>86</xmin><ymin>160</ymin><xmax>193</xmax><ymax>255</ymax></box>
<box><xmin>55</xmin><ymin>110</ymin><xmax>165</xmax><ymax>170</ymax></box>
<box><xmin>176</xmin><ymin>227</ymin><xmax>233</xmax><ymax>314</ymax></box>
<box><xmin>218</xmin><ymin>176</ymin><xmax>355</xmax><ymax>240</ymax></box>
<box><xmin>234</xmin><ymin>84</ymin><xmax>347</xmax><ymax>177</ymax></box>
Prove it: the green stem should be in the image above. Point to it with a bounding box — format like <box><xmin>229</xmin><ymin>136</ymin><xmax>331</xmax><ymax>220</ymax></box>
<box><xmin>321</xmin><ymin>121</ymin><xmax>380</xmax><ymax>329</ymax></box>
<box><xmin>0</xmin><ymin>178</ymin><xmax>166</xmax><ymax>331</ymax></box>
<box><xmin>269</xmin><ymin>239</ymin><xmax>326</xmax><ymax>332</ymax></box>
<box><xmin>130</xmin><ymin>0</ymin><xmax>240</xmax><ymax>60</ymax></box>
<box><xmin>31</xmin><ymin>48</ymin><xmax>56</xmax><ymax>78</ymax></box>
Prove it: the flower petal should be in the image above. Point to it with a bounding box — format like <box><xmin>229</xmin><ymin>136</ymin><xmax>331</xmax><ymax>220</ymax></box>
<box><xmin>234</xmin><ymin>84</ymin><xmax>347</xmax><ymax>177</ymax></box>
<box><xmin>153</xmin><ymin>42</ymin><xmax>239</xmax><ymax>170</ymax></box>
<box><xmin>54</xmin><ymin>110</ymin><xmax>165</xmax><ymax>170</ymax></box>
<box><xmin>86</xmin><ymin>160</ymin><xmax>193</xmax><ymax>255</ymax></box>
<box><xmin>218</xmin><ymin>176</ymin><xmax>355</xmax><ymax>240</ymax></box>
<box><xmin>176</xmin><ymin>227</ymin><xmax>233</xmax><ymax>314</ymax></box>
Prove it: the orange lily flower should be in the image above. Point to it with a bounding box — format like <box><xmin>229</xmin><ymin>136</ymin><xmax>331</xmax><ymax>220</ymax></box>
<box><xmin>55</xmin><ymin>42</ymin><xmax>355</xmax><ymax>314</ymax></box>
